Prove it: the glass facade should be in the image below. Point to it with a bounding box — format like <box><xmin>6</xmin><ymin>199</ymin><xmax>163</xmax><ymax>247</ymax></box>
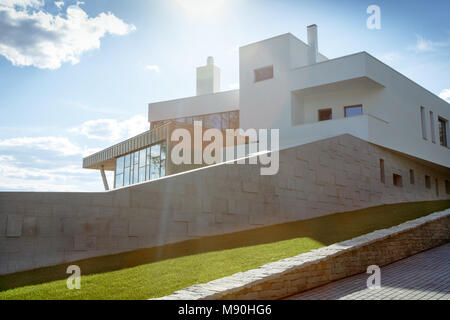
<box><xmin>151</xmin><ymin>110</ymin><xmax>240</xmax><ymax>131</ymax></box>
<box><xmin>114</xmin><ymin>141</ymin><xmax>167</xmax><ymax>188</ymax></box>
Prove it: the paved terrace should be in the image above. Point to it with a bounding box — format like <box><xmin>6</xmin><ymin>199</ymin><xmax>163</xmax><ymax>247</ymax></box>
<box><xmin>287</xmin><ymin>243</ymin><xmax>450</xmax><ymax>300</ymax></box>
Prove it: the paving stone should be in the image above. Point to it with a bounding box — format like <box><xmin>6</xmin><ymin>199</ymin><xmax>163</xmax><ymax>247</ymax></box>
<box><xmin>287</xmin><ymin>243</ymin><xmax>450</xmax><ymax>300</ymax></box>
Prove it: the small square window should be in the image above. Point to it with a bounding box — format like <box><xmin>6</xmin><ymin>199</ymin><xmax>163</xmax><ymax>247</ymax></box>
<box><xmin>380</xmin><ymin>159</ymin><xmax>385</xmax><ymax>184</ymax></box>
<box><xmin>345</xmin><ymin>105</ymin><xmax>363</xmax><ymax>118</ymax></box>
<box><xmin>425</xmin><ymin>175</ymin><xmax>431</xmax><ymax>189</ymax></box>
<box><xmin>254</xmin><ymin>66</ymin><xmax>273</xmax><ymax>82</ymax></box>
<box><xmin>318</xmin><ymin>108</ymin><xmax>332</xmax><ymax>121</ymax></box>
<box><xmin>393</xmin><ymin>174</ymin><xmax>403</xmax><ymax>187</ymax></box>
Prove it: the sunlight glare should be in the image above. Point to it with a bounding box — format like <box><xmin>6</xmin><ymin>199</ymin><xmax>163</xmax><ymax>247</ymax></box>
<box><xmin>175</xmin><ymin>0</ymin><xmax>227</xmax><ymax>17</ymax></box>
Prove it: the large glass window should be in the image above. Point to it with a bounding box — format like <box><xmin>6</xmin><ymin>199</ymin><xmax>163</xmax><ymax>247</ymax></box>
<box><xmin>205</xmin><ymin>113</ymin><xmax>221</xmax><ymax>129</ymax></box>
<box><xmin>161</xmin><ymin>141</ymin><xmax>167</xmax><ymax>160</ymax></box>
<box><xmin>229</xmin><ymin>111</ymin><xmax>239</xmax><ymax>129</ymax></box>
<box><xmin>153</xmin><ymin>111</ymin><xmax>240</xmax><ymax>132</ymax></box>
<box><xmin>221</xmin><ymin>113</ymin><xmax>229</xmax><ymax>130</ymax></box>
<box><xmin>114</xmin><ymin>141</ymin><xmax>167</xmax><ymax>188</ymax></box>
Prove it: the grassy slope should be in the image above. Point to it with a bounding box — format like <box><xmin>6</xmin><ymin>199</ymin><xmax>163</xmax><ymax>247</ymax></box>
<box><xmin>1</xmin><ymin>200</ymin><xmax>449</xmax><ymax>300</ymax></box>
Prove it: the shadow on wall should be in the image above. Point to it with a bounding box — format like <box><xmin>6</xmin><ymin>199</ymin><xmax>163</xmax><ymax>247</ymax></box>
<box><xmin>1</xmin><ymin>200</ymin><xmax>449</xmax><ymax>292</ymax></box>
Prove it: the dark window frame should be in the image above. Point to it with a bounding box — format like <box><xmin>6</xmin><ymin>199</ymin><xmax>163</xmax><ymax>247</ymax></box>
<box><xmin>438</xmin><ymin>116</ymin><xmax>448</xmax><ymax>147</ymax></box>
<box><xmin>318</xmin><ymin>108</ymin><xmax>333</xmax><ymax>122</ymax></box>
<box><xmin>380</xmin><ymin>159</ymin><xmax>385</xmax><ymax>184</ymax></box>
<box><xmin>425</xmin><ymin>175</ymin><xmax>431</xmax><ymax>189</ymax></box>
<box><xmin>254</xmin><ymin>65</ymin><xmax>274</xmax><ymax>83</ymax></box>
<box><xmin>409</xmin><ymin>169</ymin><xmax>415</xmax><ymax>185</ymax></box>
<box><xmin>393</xmin><ymin>174</ymin><xmax>403</xmax><ymax>187</ymax></box>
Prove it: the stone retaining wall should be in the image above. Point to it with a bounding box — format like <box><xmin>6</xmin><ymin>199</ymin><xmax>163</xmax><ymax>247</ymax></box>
<box><xmin>157</xmin><ymin>209</ymin><xmax>450</xmax><ymax>300</ymax></box>
<box><xmin>1</xmin><ymin>134</ymin><xmax>450</xmax><ymax>275</ymax></box>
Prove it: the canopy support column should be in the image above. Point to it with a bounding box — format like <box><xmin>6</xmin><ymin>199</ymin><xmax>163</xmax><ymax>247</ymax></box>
<box><xmin>100</xmin><ymin>165</ymin><xmax>110</xmax><ymax>191</ymax></box>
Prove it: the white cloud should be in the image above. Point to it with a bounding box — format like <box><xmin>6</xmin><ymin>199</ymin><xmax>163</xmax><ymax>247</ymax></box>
<box><xmin>54</xmin><ymin>0</ymin><xmax>63</xmax><ymax>9</ymax></box>
<box><xmin>0</xmin><ymin>155</ymin><xmax>104</xmax><ymax>191</ymax></box>
<box><xmin>439</xmin><ymin>89</ymin><xmax>450</xmax><ymax>103</ymax></box>
<box><xmin>145</xmin><ymin>65</ymin><xmax>160</xmax><ymax>72</ymax></box>
<box><xmin>69</xmin><ymin>114</ymin><xmax>149</xmax><ymax>142</ymax></box>
<box><xmin>0</xmin><ymin>1</ymin><xmax>136</xmax><ymax>69</ymax></box>
<box><xmin>410</xmin><ymin>35</ymin><xmax>450</xmax><ymax>52</ymax></box>
<box><xmin>0</xmin><ymin>0</ymin><xmax>42</xmax><ymax>7</ymax></box>
<box><xmin>0</xmin><ymin>136</ymin><xmax>84</xmax><ymax>156</ymax></box>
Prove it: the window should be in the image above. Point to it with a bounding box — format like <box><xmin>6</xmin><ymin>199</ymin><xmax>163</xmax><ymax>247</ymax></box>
<box><xmin>138</xmin><ymin>149</ymin><xmax>147</xmax><ymax>183</ymax></box>
<box><xmin>114</xmin><ymin>141</ymin><xmax>168</xmax><ymax>189</ymax></box>
<box><xmin>163</xmin><ymin>111</ymin><xmax>240</xmax><ymax>131</ymax></box>
<box><xmin>133</xmin><ymin>152</ymin><xmax>139</xmax><ymax>184</ymax></box>
<box><xmin>115</xmin><ymin>156</ymin><xmax>125</xmax><ymax>188</ymax></box>
<box><xmin>124</xmin><ymin>154</ymin><xmax>131</xmax><ymax>186</ymax></box>
<box><xmin>438</xmin><ymin>117</ymin><xmax>448</xmax><ymax>147</ymax></box>
<box><xmin>435</xmin><ymin>179</ymin><xmax>439</xmax><ymax>197</ymax></box>
<box><xmin>393</xmin><ymin>174</ymin><xmax>403</xmax><ymax>187</ymax></box>
<box><xmin>205</xmin><ymin>113</ymin><xmax>221</xmax><ymax>129</ymax></box>
<box><xmin>380</xmin><ymin>159</ymin><xmax>385</xmax><ymax>184</ymax></box>
<box><xmin>409</xmin><ymin>169</ymin><xmax>415</xmax><ymax>185</ymax></box>
<box><xmin>318</xmin><ymin>108</ymin><xmax>332</xmax><ymax>121</ymax></box>
<box><xmin>254</xmin><ymin>66</ymin><xmax>273</xmax><ymax>82</ymax></box>
<box><xmin>445</xmin><ymin>180</ymin><xmax>450</xmax><ymax>195</ymax></box>
<box><xmin>221</xmin><ymin>113</ymin><xmax>229</xmax><ymax>130</ymax></box>
<box><xmin>229</xmin><ymin>111</ymin><xmax>240</xmax><ymax>129</ymax></box>
<box><xmin>425</xmin><ymin>175</ymin><xmax>431</xmax><ymax>189</ymax></box>
<box><xmin>430</xmin><ymin>111</ymin><xmax>436</xmax><ymax>143</ymax></box>
<box><xmin>420</xmin><ymin>107</ymin><xmax>427</xmax><ymax>140</ymax></box>
<box><xmin>344</xmin><ymin>105</ymin><xmax>363</xmax><ymax>118</ymax></box>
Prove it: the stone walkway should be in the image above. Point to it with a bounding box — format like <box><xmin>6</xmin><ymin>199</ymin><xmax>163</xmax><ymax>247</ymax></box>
<box><xmin>287</xmin><ymin>243</ymin><xmax>450</xmax><ymax>300</ymax></box>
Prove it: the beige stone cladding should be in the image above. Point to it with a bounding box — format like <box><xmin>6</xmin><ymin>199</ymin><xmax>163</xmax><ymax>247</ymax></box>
<box><xmin>1</xmin><ymin>134</ymin><xmax>449</xmax><ymax>274</ymax></box>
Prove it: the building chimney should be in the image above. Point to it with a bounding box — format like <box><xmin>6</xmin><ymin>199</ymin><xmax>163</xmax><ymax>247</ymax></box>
<box><xmin>307</xmin><ymin>24</ymin><xmax>318</xmax><ymax>64</ymax></box>
<box><xmin>196</xmin><ymin>56</ymin><xmax>221</xmax><ymax>96</ymax></box>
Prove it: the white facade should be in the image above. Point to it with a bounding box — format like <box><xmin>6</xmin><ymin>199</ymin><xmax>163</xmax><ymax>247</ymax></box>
<box><xmin>146</xmin><ymin>25</ymin><xmax>450</xmax><ymax>169</ymax></box>
<box><xmin>85</xmin><ymin>25</ymin><xmax>449</xmax><ymax>179</ymax></box>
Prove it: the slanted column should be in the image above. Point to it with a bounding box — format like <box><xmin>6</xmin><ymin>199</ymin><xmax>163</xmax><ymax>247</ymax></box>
<box><xmin>100</xmin><ymin>165</ymin><xmax>110</xmax><ymax>191</ymax></box>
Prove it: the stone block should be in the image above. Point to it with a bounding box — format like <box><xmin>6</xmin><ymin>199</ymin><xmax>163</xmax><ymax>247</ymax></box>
<box><xmin>242</xmin><ymin>181</ymin><xmax>259</xmax><ymax>193</ymax></box>
<box><xmin>228</xmin><ymin>199</ymin><xmax>250</xmax><ymax>215</ymax></box>
<box><xmin>109</xmin><ymin>219</ymin><xmax>129</xmax><ymax>237</ymax></box>
<box><xmin>74</xmin><ymin>235</ymin><xmax>97</xmax><ymax>251</ymax></box>
<box><xmin>22</xmin><ymin>217</ymin><xmax>37</xmax><ymax>236</ymax></box>
<box><xmin>128</xmin><ymin>218</ymin><xmax>158</xmax><ymax>237</ymax></box>
<box><xmin>6</xmin><ymin>215</ymin><xmax>22</xmax><ymax>238</ymax></box>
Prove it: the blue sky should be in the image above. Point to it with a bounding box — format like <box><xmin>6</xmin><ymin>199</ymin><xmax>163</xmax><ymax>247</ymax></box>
<box><xmin>0</xmin><ymin>0</ymin><xmax>449</xmax><ymax>192</ymax></box>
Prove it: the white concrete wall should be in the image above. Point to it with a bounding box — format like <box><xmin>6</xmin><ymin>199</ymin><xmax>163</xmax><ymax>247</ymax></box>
<box><xmin>239</xmin><ymin>34</ymin><xmax>292</xmax><ymax>135</ymax></box>
<box><xmin>238</xmin><ymin>33</ymin><xmax>449</xmax><ymax>168</ymax></box>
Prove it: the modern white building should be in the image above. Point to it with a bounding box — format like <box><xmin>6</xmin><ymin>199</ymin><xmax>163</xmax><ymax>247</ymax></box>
<box><xmin>83</xmin><ymin>24</ymin><xmax>450</xmax><ymax>191</ymax></box>
<box><xmin>3</xmin><ymin>25</ymin><xmax>450</xmax><ymax>275</ymax></box>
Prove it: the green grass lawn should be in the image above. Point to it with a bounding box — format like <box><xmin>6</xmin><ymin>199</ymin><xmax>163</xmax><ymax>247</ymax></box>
<box><xmin>1</xmin><ymin>200</ymin><xmax>449</xmax><ymax>300</ymax></box>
